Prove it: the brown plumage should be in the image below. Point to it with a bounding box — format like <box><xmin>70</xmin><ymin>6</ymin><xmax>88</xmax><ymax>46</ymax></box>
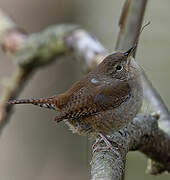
<box><xmin>8</xmin><ymin>48</ymin><xmax>143</xmax><ymax>139</ymax></box>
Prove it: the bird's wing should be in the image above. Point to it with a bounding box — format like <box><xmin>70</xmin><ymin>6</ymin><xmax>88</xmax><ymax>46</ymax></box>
<box><xmin>93</xmin><ymin>81</ymin><xmax>131</xmax><ymax>110</ymax></box>
<box><xmin>56</xmin><ymin>80</ymin><xmax>131</xmax><ymax>121</ymax></box>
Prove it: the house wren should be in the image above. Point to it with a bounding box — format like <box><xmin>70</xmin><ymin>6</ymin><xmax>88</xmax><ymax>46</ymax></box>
<box><xmin>8</xmin><ymin>47</ymin><xmax>143</xmax><ymax>147</ymax></box>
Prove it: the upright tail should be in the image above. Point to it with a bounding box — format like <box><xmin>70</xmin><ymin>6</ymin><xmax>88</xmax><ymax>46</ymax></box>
<box><xmin>8</xmin><ymin>96</ymin><xmax>58</xmax><ymax>110</ymax></box>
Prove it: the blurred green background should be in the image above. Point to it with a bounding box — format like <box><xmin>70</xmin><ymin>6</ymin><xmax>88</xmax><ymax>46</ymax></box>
<box><xmin>0</xmin><ymin>0</ymin><xmax>170</xmax><ymax>179</ymax></box>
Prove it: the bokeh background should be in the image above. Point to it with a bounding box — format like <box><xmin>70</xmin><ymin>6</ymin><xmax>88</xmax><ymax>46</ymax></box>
<box><xmin>0</xmin><ymin>0</ymin><xmax>170</xmax><ymax>180</ymax></box>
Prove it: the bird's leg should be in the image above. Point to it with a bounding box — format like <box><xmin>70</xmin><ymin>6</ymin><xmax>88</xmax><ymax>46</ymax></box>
<box><xmin>99</xmin><ymin>133</ymin><xmax>113</xmax><ymax>148</ymax></box>
<box><xmin>92</xmin><ymin>133</ymin><xmax>120</xmax><ymax>156</ymax></box>
<box><xmin>92</xmin><ymin>133</ymin><xmax>113</xmax><ymax>150</ymax></box>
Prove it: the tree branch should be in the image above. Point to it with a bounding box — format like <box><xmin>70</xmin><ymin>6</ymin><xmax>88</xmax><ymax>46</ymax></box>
<box><xmin>91</xmin><ymin>113</ymin><xmax>170</xmax><ymax>179</ymax></box>
<box><xmin>91</xmin><ymin>0</ymin><xmax>170</xmax><ymax>179</ymax></box>
<box><xmin>0</xmin><ymin>9</ymin><xmax>78</xmax><ymax>132</ymax></box>
<box><xmin>116</xmin><ymin>0</ymin><xmax>170</xmax><ymax>175</ymax></box>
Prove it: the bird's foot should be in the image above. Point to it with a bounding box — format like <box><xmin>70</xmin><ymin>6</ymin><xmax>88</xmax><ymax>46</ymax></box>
<box><xmin>92</xmin><ymin>133</ymin><xmax>120</xmax><ymax>157</ymax></box>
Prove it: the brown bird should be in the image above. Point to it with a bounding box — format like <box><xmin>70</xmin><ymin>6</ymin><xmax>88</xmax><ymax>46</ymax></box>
<box><xmin>8</xmin><ymin>47</ymin><xmax>143</xmax><ymax>149</ymax></box>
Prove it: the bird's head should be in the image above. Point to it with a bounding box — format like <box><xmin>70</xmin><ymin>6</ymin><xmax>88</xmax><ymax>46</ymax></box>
<box><xmin>96</xmin><ymin>46</ymin><xmax>140</xmax><ymax>82</ymax></box>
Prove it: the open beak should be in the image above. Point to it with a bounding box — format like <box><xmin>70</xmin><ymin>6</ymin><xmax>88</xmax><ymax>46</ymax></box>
<box><xmin>124</xmin><ymin>45</ymin><xmax>136</xmax><ymax>72</ymax></box>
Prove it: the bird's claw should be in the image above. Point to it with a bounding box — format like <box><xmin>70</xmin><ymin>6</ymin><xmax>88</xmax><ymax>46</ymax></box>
<box><xmin>92</xmin><ymin>133</ymin><xmax>120</xmax><ymax>157</ymax></box>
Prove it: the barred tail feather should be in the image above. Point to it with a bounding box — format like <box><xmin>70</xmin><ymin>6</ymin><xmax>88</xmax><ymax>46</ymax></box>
<box><xmin>8</xmin><ymin>97</ymin><xmax>58</xmax><ymax>111</ymax></box>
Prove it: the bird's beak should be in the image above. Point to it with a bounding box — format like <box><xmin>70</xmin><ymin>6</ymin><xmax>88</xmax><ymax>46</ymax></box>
<box><xmin>124</xmin><ymin>45</ymin><xmax>136</xmax><ymax>72</ymax></box>
<box><xmin>123</xmin><ymin>45</ymin><xmax>137</xmax><ymax>57</ymax></box>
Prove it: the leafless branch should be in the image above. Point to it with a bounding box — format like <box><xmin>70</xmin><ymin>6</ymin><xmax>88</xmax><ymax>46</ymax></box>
<box><xmin>91</xmin><ymin>0</ymin><xmax>170</xmax><ymax>179</ymax></box>
<box><xmin>0</xmin><ymin>9</ymin><xmax>77</xmax><ymax>132</ymax></box>
<box><xmin>91</xmin><ymin>114</ymin><xmax>170</xmax><ymax>179</ymax></box>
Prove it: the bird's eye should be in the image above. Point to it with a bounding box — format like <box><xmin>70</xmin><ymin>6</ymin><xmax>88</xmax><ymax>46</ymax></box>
<box><xmin>115</xmin><ymin>65</ymin><xmax>123</xmax><ymax>71</ymax></box>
